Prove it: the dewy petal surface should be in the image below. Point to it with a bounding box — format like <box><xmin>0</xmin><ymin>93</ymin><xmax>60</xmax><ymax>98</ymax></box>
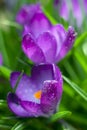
<box><xmin>56</xmin><ymin>26</ymin><xmax>76</xmax><ymax>62</ymax></box>
<box><xmin>41</xmin><ymin>80</ymin><xmax>63</xmax><ymax>115</ymax></box>
<box><xmin>52</xmin><ymin>64</ymin><xmax>63</xmax><ymax>85</ymax></box>
<box><xmin>22</xmin><ymin>33</ymin><xmax>46</xmax><ymax>64</ymax></box>
<box><xmin>51</xmin><ymin>24</ymin><xmax>66</xmax><ymax>56</ymax></box>
<box><xmin>37</xmin><ymin>32</ymin><xmax>57</xmax><ymax>63</ymax></box>
<box><xmin>7</xmin><ymin>93</ymin><xmax>32</xmax><ymax>117</ymax></box>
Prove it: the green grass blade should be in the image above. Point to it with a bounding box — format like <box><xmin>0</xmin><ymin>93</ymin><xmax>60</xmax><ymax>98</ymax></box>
<box><xmin>74</xmin><ymin>51</ymin><xmax>87</xmax><ymax>73</ymax></box>
<box><xmin>0</xmin><ymin>29</ymin><xmax>10</xmax><ymax>66</ymax></box>
<box><xmin>63</xmin><ymin>75</ymin><xmax>87</xmax><ymax>101</ymax></box>
<box><xmin>50</xmin><ymin>111</ymin><xmax>71</xmax><ymax>122</ymax></box>
<box><xmin>11</xmin><ymin>122</ymin><xmax>25</xmax><ymax>130</ymax></box>
<box><xmin>43</xmin><ymin>8</ymin><xmax>57</xmax><ymax>25</ymax></box>
<box><xmin>61</xmin><ymin>120</ymin><xmax>77</xmax><ymax>130</ymax></box>
<box><xmin>0</xmin><ymin>20</ymin><xmax>21</xmax><ymax>29</ymax></box>
<box><xmin>0</xmin><ymin>124</ymin><xmax>11</xmax><ymax>129</ymax></box>
<box><xmin>0</xmin><ymin>66</ymin><xmax>11</xmax><ymax>79</ymax></box>
<box><xmin>0</xmin><ymin>100</ymin><xmax>7</xmax><ymax>107</ymax></box>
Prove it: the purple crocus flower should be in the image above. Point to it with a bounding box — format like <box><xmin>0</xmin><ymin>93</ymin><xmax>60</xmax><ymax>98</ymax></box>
<box><xmin>7</xmin><ymin>64</ymin><xmax>63</xmax><ymax>117</ymax></box>
<box><xmin>55</xmin><ymin>0</ymin><xmax>87</xmax><ymax>27</ymax></box>
<box><xmin>22</xmin><ymin>25</ymin><xmax>76</xmax><ymax>64</ymax></box>
<box><xmin>0</xmin><ymin>53</ymin><xmax>3</xmax><ymax>65</ymax></box>
<box><xmin>16</xmin><ymin>3</ymin><xmax>76</xmax><ymax>64</ymax></box>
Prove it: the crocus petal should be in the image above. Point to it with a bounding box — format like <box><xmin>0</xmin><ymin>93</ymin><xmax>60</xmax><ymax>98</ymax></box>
<box><xmin>37</xmin><ymin>32</ymin><xmax>57</xmax><ymax>63</ymax></box>
<box><xmin>16</xmin><ymin>5</ymin><xmax>30</xmax><ymax>25</ymax></box>
<box><xmin>72</xmin><ymin>0</ymin><xmax>82</xmax><ymax>26</ymax></box>
<box><xmin>31</xmin><ymin>64</ymin><xmax>54</xmax><ymax>88</ymax></box>
<box><xmin>52</xmin><ymin>64</ymin><xmax>63</xmax><ymax>85</ymax></box>
<box><xmin>29</xmin><ymin>12</ymin><xmax>51</xmax><ymax>38</ymax></box>
<box><xmin>22</xmin><ymin>33</ymin><xmax>46</xmax><ymax>64</ymax></box>
<box><xmin>23</xmin><ymin>25</ymin><xmax>32</xmax><ymax>36</ymax></box>
<box><xmin>31</xmin><ymin>64</ymin><xmax>62</xmax><ymax>88</ymax></box>
<box><xmin>51</xmin><ymin>24</ymin><xmax>66</xmax><ymax>56</ymax></box>
<box><xmin>41</xmin><ymin>80</ymin><xmax>63</xmax><ymax>116</ymax></box>
<box><xmin>0</xmin><ymin>53</ymin><xmax>3</xmax><ymax>65</ymax></box>
<box><xmin>7</xmin><ymin>93</ymin><xmax>32</xmax><ymax>117</ymax></box>
<box><xmin>10</xmin><ymin>72</ymin><xmax>21</xmax><ymax>89</ymax></box>
<box><xmin>10</xmin><ymin>72</ymin><xmax>39</xmax><ymax>103</ymax></box>
<box><xmin>16</xmin><ymin>4</ymin><xmax>40</xmax><ymax>25</ymax></box>
<box><xmin>20</xmin><ymin>101</ymin><xmax>44</xmax><ymax>117</ymax></box>
<box><xmin>56</xmin><ymin>26</ymin><xmax>76</xmax><ymax>62</ymax></box>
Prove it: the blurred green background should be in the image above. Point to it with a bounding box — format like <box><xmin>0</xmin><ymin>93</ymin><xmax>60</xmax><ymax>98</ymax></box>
<box><xmin>0</xmin><ymin>0</ymin><xmax>87</xmax><ymax>130</ymax></box>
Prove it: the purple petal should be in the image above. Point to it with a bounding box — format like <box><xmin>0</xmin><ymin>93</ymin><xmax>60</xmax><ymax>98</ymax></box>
<box><xmin>37</xmin><ymin>32</ymin><xmax>57</xmax><ymax>63</ymax></box>
<box><xmin>23</xmin><ymin>25</ymin><xmax>31</xmax><ymax>36</ymax></box>
<box><xmin>31</xmin><ymin>64</ymin><xmax>54</xmax><ymax>88</ymax></box>
<box><xmin>41</xmin><ymin>80</ymin><xmax>63</xmax><ymax>116</ymax></box>
<box><xmin>72</xmin><ymin>0</ymin><xmax>82</xmax><ymax>26</ymax></box>
<box><xmin>10</xmin><ymin>72</ymin><xmax>40</xmax><ymax>103</ymax></box>
<box><xmin>0</xmin><ymin>53</ymin><xmax>3</xmax><ymax>65</ymax></box>
<box><xmin>51</xmin><ymin>24</ymin><xmax>66</xmax><ymax>56</ymax></box>
<box><xmin>7</xmin><ymin>93</ymin><xmax>32</xmax><ymax>117</ymax></box>
<box><xmin>16</xmin><ymin>4</ymin><xmax>41</xmax><ymax>25</ymax></box>
<box><xmin>59</xmin><ymin>0</ymin><xmax>69</xmax><ymax>20</ymax></box>
<box><xmin>10</xmin><ymin>72</ymin><xmax>21</xmax><ymax>89</ymax></box>
<box><xmin>20</xmin><ymin>101</ymin><xmax>44</xmax><ymax>117</ymax></box>
<box><xmin>16</xmin><ymin>5</ymin><xmax>30</xmax><ymax>25</ymax></box>
<box><xmin>52</xmin><ymin>64</ymin><xmax>63</xmax><ymax>85</ymax></box>
<box><xmin>56</xmin><ymin>26</ymin><xmax>76</xmax><ymax>62</ymax></box>
<box><xmin>29</xmin><ymin>12</ymin><xmax>51</xmax><ymax>38</ymax></box>
<box><xmin>22</xmin><ymin>33</ymin><xmax>46</xmax><ymax>64</ymax></box>
<box><xmin>31</xmin><ymin>64</ymin><xmax>62</xmax><ymax>88</ymax></box>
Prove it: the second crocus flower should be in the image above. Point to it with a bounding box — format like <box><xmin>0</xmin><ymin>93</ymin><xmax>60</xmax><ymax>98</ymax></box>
<box><xmin>7</xmin><ymin>64</ymin><xmax>63</xmax><ymax>117</ymax></box>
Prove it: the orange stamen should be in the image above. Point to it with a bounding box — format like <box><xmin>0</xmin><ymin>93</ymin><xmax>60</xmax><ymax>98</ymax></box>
<box><xmin>34</xmin><ymin>90</ymin><xmax>42</xmax><ymax>99</ymax></box>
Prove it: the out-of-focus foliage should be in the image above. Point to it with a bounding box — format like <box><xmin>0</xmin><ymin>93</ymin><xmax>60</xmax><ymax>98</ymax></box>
<box><xmin>0</xmin><ymin>0</ymin><xmax>87</xmax><ymax>130</ymax></box>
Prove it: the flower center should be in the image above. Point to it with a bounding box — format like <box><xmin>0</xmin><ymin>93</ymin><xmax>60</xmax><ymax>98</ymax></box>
<box><xmin>34</xmin><ymin>90</ymin><xmax>42</xmax><ymax>99</ymax></box>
